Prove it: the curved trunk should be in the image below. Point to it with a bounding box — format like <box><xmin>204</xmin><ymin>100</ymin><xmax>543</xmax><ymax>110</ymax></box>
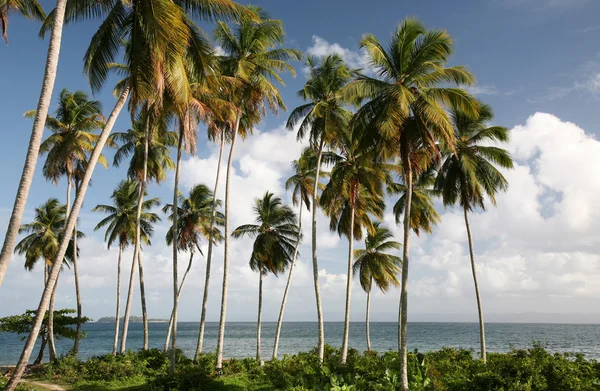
<box><xmin>137</xmin><ymin>110</ymin><xmax>150</xmax><ymax>351</ymax></box>
<box><xmin>47</xmin><ymin>268</ymin><xmax>59</xmax><ymax>361</ymax></box>
<box><xmin>366</xmin><ymin>286</ymin><xmax>371</xmax><ymax>352</ymax></box>
<box><xmin>340</xmin><ymin>204</ymin><xmax>355</xmax><ymax>364</ymax></box>
<box><xmin>112</xmin><ymin>245</ymin><xmax>123</xmax><ymax>355</ymax></box>
<box><xmin>72</xmin><ymin>220</ymin><xmax>82</xmax><ymax>355</ymax></box>
<box><xmin>169</xmin><ymin>126</ymin><xmax>184</xmax><ymax>374</ymax></box>
<box><xmin>120</xmin><ymin>248</ymin><xmax>137</xmax><ymax>353</ymax></box>
<box><xmin>195</xmin><ymin>132</ymin><xmax>225</xmax><ymax>361</ymax></box>
<box><xmin>216</xmin><ymin>116</ymin><xmax>240</xmax><ymax>371</ymax></box>
<box><xmin>464</xmin><ymin>207</ymin><xmax>486</xmax><ymax>362</ymax></box>
<box><xmin>312</xmin><ymin>142</ymin><xmax>325</xmax><ymax>361</ymax></box>
<box><xmin>399</xmin><ymin>168</ymin><xmax>413</xmax><ymax>391</ymax></box>
<box><xmin>33</xmin><ymin>333</ymin><xmax>48</xmax><ymax>365</ymax></box>
<box><xmin>0</xmin><ymin>0</ymin><xmax>68</xmax><ymax>288</ymax></box>
<box><xmin>272</xmin><ymin>206</ymin><xmax>302</xmax><ymax>360</ymax></box>
<box><xmin>256</xmin><ymin>272</ymin><xmax>263</xmax><ymax>364</ymax></box>
<box><xmin>165</xmin><ymin>252</ymin><xmax>194</xmax><ymax>352</ymax></box>
<box><xmin>4</xmin><ymin>87</ymin><xmax>129</xmax><ymax>391</ymax></box>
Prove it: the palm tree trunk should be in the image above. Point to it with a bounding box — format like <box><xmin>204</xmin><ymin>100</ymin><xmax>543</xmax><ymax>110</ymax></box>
<box><xmin>137</xmin><ymin>109</ymin><xmax>151</xmax><ymax>351</ymax></box>
<box><xmin>195</xmin><ymin>132</ymin><xmax>225</xmax><ymax>361</ymax></box>
<box><xmin>112</xmin><ymin>245</ymin><xmax>123</xmax><ymax>356</ymax></box>
<box><xmin>4</xmin><ymin>87</ymin><xmax>130</xmax><ymax>391</ymax></box>
<box><xmin>216</xmin><ymin>115</ymin><xmax>241</xmax><ymax>371</ymax></box>
<box><xmin>165</xmin><ymin>251</ymin><xmax>194</xmax><ymax>352</ymax></box>
<box><xmin>256</xmin><ymin>271</ymin><xmax>263</xmax><ymax>364</ymax></box>
<box><xmin>33</xmin><ymin>333</ymin><xmax>48</xmax><ymax>365</ymax></box>
<box><xmin>464</xmin><ymin>206</ymin><xmax>486</xmax><ymax>362</ymax></box>
<box><xmin>312</xmin><ymin>141</ymin><xmax>325</xmax><ymax>362</ymax></box>
<box><xmin>366</xmin><ymin>286</ymin><xmax>371</xmax><ymax>352</ymax></box>
<box><xmin>399</xmin><ymin>168</ymin><xmax>413</xmax><ymax>391</ymax></box>
<box><xmin>340</xmin><ymin>204</ymin><xmax>355</xmax><ymax>364</ymax></box>
<box><xmin>0</xmin><ymin>0</ymin><xmax>68</xmax><ymax>288</ymax></box>
<box><xmin>170</xmin><ymin>126</ymin><xmax>184</xmax><ymax>374</ymax></box>
<box><xmin>72</xmin><ymin>220</ymin><xmax>82</xmax><ymax>355</ymax></box>
<box><xmin>120</xmin><ymin>248</ymin><xmax>137</xmax><ymax>353</ymax></box>
<box><xmin>272</xmin><ymin>206</ymin><xmax>302</xmax><ymax>360</ymax></box>
<box><xmin>47</xmin><ymin>267</ymin><xmax>59</xmax><ymax>361</ymax></box>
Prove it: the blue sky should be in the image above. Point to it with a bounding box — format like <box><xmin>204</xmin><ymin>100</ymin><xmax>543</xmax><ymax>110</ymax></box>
<box><xmin>1</xmin><ymin>0</ymin><xmax>600</xmax><ymax>324</ymax></box>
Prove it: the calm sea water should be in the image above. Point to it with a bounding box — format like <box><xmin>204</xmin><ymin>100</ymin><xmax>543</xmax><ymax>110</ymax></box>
<box><xmin>1</xmin><ymin>322</ymin><xmax>599</xmax><ymax>365</ymax></box>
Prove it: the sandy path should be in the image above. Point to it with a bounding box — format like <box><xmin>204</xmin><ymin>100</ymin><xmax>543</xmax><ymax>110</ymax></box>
<box><xmin>20</xmin><ymin>379</ymin><xmax>67</xmax><ymax>391</ymax></box>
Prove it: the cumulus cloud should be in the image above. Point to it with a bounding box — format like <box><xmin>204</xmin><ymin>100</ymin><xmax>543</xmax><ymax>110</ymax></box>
<box><xmin>306</xmin><ymin>36</ymin><xmax>371</xmax><ymax>72</ymax></box>
<box><xmin>1</xmin><ymin>113</ymin><xmax>600</xmax><ymax>324</ymax></box>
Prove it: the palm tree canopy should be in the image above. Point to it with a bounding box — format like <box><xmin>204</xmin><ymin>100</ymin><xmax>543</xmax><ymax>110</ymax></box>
<box><xmin>287</xmin><ymin>54</ymin><xmax>354</xmax><ymax>148</ymax></box>
<box><xmin>436</xmin><ymin>102</ymin><xmax>514</xmax><ymax>211</ymax></box>
<box><xmin>388</xmin><ymin>165</ymin><xmax>441</xmax><ymax>236</ymax></box>
<box><xmin>321</xmin><ymin>129</ymin><xmax>386</xmax><ymax>240</ymax></box>
<box><xmin>232</xmin><ymin>192</ymin><xmax>300</xmax><ymax>276</ymax></box>
<box><xmin>163</xmin><ymin>184</ymin><xmax>225</xmax><ymax>253</ymax></box>
<box><xmin>353</xmin><ymin>222</ymin><xmax>401</xmax><ymax>293</ymax></box>
<box><xmin>26</xmin><ymin>89</ymin><xmax>106</xmax><ymax>184</ymax></box>
<box><xmin>0</xmin><ymin>0</ymin><xmax>45</xmax><ymax>43</ymax></box>
<box><xmin>110</xmin><ymin>108</ymin><xmax>177</xmax><ymax>184</ymax></box>
<box><xmin>285</xmin><ymin>147</ymin><xmax>327</xmax><ymax>211</ymax></box>
<box><xmin>92</xmin><ymin>179</ymin><xmax>161</xmax><ymax>249</ymax></box>
<box><xmin>15</xmin><ymin>198</ymin><xmax>83</xmax><ymax>271</ymax></box>
<box><xmin>345</xmin><ymin>18</ymin><xmax>478</xmax><ymax>171</ymax></box>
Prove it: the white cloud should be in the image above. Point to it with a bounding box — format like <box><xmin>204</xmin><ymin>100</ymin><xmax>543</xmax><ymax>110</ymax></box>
<box><xmin>306</xmin><ymin>36</ymin><xmax>371</xmax><ymax>72</ymax></box>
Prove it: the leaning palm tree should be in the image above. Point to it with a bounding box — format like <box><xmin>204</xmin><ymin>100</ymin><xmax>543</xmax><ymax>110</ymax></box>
<box><xmin>286</xmin><ymin>54</ymin><xmax>354</xmax><ymax>360</ymax></box>
<box><xmin>5</xmin><ymin>2</ymin><xmax>251</xmax><ymax>387</ymax></box>
<box><xmin>0</xmin><ymin>0</ymin><xmax>45</xmax><ymax>43</ymax></box>
<box><xmin>435</xmin><ymin>103</ymin><xmax>513</xmax><ymax>363</ymax></box>
<box><xmin>232</xmin><ymin>192</ymin><xmax>300</xmax><ymax>364</ymax></box>
<box><xmin>14</xmin><ymin>199</ymin><xmax>81</xmax><ymax>361</ymax></box>
<box><xmin>92</xmin><ymin>179</ymin><xmax>160</xmax><ymax>355</ymax></box>
<box><xmin>213</xmin><ymin>7</ymin><xmax>301</xmax><ymax>370</ymax></box>
<box><xmin>320</xmin><ymin>128</ymin><xmax>386</xmax><ymax>364</ymax></box>
<box><xmin>163</xmin><ymin>184</ymin><xmax>224</xmax><ymax>352</ymax></box>
<box><xmin>272</xmin><ymin>147</ymin><xmax>321</xmax><ymax>360</ymax></box>
<box><xmin>353</xmin><ymin>223</ymin><xmax>401</xmax><ymax>352</ymax></box>
<box><xmin>345</xmin><ymin>18</ymin><xmax>478</xmax><ymax>390</ymax></box>
<box><xmin>29</xmin><ymin>88</ymin><xmax>105</xmax><ymax>356</ymax></box>
<box><xmin>0</xmin><ymin>0</ymin><xmax>72</xmax><ymax>291</ymax></box>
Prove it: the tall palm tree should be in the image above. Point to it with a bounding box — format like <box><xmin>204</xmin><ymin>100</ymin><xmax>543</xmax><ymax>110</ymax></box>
<box><xmin>353</xmin><ymin>223</ymin><xmax>401</xmax><ymax>352</ymax></box>
<box><xmin>320</xmin><ymin>128</ymin><xmax>386</xmax><ymax>364</ymax></box>
<box><xmin>272</xmin><ymin>147</ymin><xmax>320</xmax><ymax>360</ymax></box>
<box><xmin>111</xmin><ymin>111</ymin><xmax>176</xmax><ymax>352</ymax></box>
<box><xmin>0</xmin><ymin>0</ymin><xmax>45</xmax><ymax>43</ymax></box>
<box><xmin>345</xmin><ymin>18</ymin><xmax>478</xmax><ymax>389</ymax></box>
<box><xmin>213</xmin><ymin>7</ymin><xmax>301</xmax><ymax>370</ymax></box>
<box><xmin>14</xmin><ymin>199</ymin><xmax>81</xmax><ymax>361</ymax></box>
<box><xmin>29</xmin><ymin>88</ymin><xmax>105</xmax><ymax>356</ymax></box>
<box><xmin>163</xmin><ymin>184</ymin><xmax>224</xmax><ymax>351</ymax></box>
<box><xmin>286</xmin><ymin>54</ymin><xmax>354</xmax><ymax>360</ymax></box>
<box><xmin>435</xmin><ymin>103</ymin><xmax>513</xmax><ymax>363</ymax></box>
<box><xmin>92</xmin><ymin>180</ymin><xmax>160</xmax><ymax>355</ymax></box>
<box><xmin>0</xmin><ymin>0</ymin><xmax>71</xmax><ymax>291</ymax></box>
<box><xmin>232</xmin><ymin>192</ymin><xmax>300</xmax><ymax>364</ymax></box>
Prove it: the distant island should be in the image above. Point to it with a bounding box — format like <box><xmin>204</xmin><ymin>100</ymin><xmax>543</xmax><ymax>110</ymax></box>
<box><xmin>96</xmin><ymin>316</ymin><xmax>168</xmax><ymax>323</ymax></box>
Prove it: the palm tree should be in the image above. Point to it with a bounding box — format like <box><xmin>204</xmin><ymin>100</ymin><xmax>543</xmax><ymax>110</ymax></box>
<box><xmin>353</xmin><ymin>223</ymin><xmax>401</xmax><ymax>352</ymax></box>
<box><xmin>163</xmin><ymin>184</ymin><xmax>224</xmax><ymax>352</ymax></box>
<box><xmin>92</xmin><ymin>180</ymin><xmax>160</xmax><ymax>355</ymax></box>
<box><xmin>272</xmin><ymin>147</ymin><xmax>320</xmax><ymax>360</ymax></box>
<box><xmin>0</xmin><ymin>0</ymin><xmax>70</xmax><ymax>292</ymax></box>
<box><xmin>286</xmin><ymin>54</ymin><xmax>354</xmax><ymax>360</ymax></box>
<box><xmin>345</xmin><ymin>18</ymin><xmax>478</xmax><ymax>389</ymax></box>
<box><xmin>0</xmin><ymin>0</ymin><xmax>45</xmax><ymax>43</ymax></box>
<box><xmin>435</xmin><ymin>103</ymin><xmax>513</xmax><ymax>363</ymax></box>
<box><xmin>29</xmin><ymin>88</ymin><xmax>105</xmax><ymax>356</ymax></box>
<box><xmin>111</xmin><ymin>113</ymin><xmax>177</xmax><ymax>351</ymax></box>
<box><xmin>14</xmin><ymin>199</ymin><xmax>81</xmax><ymax>361</ymax></box>
<box><xmin>320</xmin><ymin>128</ymin><xmax>386</xmax><ymax>364</ymax></box>
<box><xmin>232</xmin><ymin>192</ymin><xmax>300</xmax><ymax>364</ymax></box>
<box><xmin>213</xmin><ymin>7</ymin><xmax>301</xmax><ymax>370</ymax></box>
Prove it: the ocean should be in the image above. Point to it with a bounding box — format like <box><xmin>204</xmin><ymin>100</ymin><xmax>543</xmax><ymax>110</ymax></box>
<box><xmin>1</xmin><ymin>322</ymin><xmax>599</xmax><ymax>365</ymax></box>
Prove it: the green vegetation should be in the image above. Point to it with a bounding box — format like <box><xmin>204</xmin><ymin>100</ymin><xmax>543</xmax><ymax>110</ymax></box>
<box><xmin>23</xmin><ymin>345</ymin><xmax>600</xmax><ymax>391</ymax></box>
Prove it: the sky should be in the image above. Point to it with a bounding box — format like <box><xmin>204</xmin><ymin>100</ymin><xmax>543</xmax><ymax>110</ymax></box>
<box><xmin>1</xmin><ymin>0</ymin><xmax>600</xmax><ymax>324</ymax></box>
